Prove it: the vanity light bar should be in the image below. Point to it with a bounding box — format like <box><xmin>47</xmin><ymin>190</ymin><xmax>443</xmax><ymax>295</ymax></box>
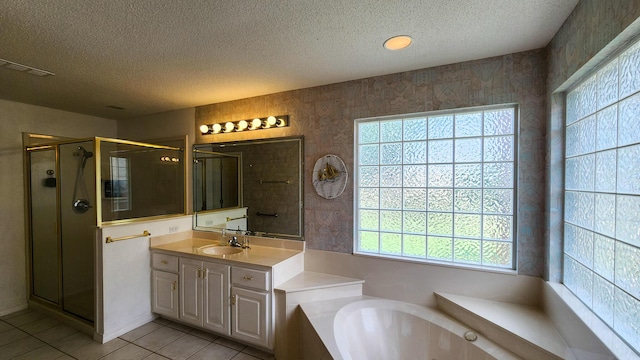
<box><xmin>200</xmin><ymin>115</ymin><xmax>289</xmax><ymax>135</ymax></box>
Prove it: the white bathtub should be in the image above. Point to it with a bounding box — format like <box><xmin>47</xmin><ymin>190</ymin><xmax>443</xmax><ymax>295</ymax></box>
<box><xmin>300</xmin><ymin>296</ymin><xmax>521</xmax><ymax>360</ymax></box>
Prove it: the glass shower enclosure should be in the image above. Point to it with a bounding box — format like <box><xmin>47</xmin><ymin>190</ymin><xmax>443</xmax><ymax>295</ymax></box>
<box><xmin>26</xmin><ymin>137</ymin><xmax>185</xmax><ymax>324</ymax></box>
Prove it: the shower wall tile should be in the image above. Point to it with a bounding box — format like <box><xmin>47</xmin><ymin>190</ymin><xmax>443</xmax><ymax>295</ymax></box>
<box><xmin>196</xmin><ymin>50</ymin><xmax>547</xmax><ymax>276</ymax></box>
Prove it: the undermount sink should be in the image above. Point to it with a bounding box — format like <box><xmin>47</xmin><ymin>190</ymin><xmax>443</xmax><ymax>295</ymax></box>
<box><xmin>200</xmin><ymin>246</ymin><xmax>243</xmax><ymax>256</ymax></box>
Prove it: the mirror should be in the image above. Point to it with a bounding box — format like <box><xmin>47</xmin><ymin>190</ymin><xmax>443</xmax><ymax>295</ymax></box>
<box><xmin>193</xmin><ymin>136</ymin><xmax>303</xmax><ymax>240</ymax></box>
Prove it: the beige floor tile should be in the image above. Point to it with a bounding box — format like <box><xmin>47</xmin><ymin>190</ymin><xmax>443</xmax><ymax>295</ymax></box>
<box><xmin>188</xmin><ymin>328</ymin><xmax>219</xmax><ymax>342</ymax></box>
<box><xmin>165</xmin><ymin>321</ymin><xmax>194</xmax><ymax>333</ymax></box>
<box><xmin>142</xmin><ymin>353</ymin><xmax>171</xmax><ymax>360</ymax></box>
<box><xmin>186</xmin><ymin>342</ymin><xmax>239</xmax><ymax>360</ymax></box>
<box><xmin>11</xmin><ymin>344</ymin><xmax>67</xmax><ymax>360</ymax></box>
<box><xmin>242</xmin><ymin>347</ymin><xmax>275</xmax><ymax>360</ymax></box>
<box><xmin>157</xmin><ymin>333</ymin><xmax>210</xmax><ymax>360</ymax></box>
<box><xmin>33</xmin><ymin>323</ymin><xmax>78</xmax><ymax>343</ymax></box>
<box><xmin>19</xmin><ymin>316</ymin><xmax>60</xmax><ymax>335</ymax></box>
<box><xmin>0</xmin><ymin>336</ymin><xmax>46</xmax><ymax>360</ymax></box>
<box><xmin>152</xmin><ymin>317</ymin><xmax>172</xmax><ymax>326</ymax></box>
<box><xmin>50</xmin><ymin>331</ymin><xmax>95</xmax><ymax>353</ymax></box>
<box><xmin>69</xmin><ymin>337</ymin><xmax>127</xmax><ymax>360</ymax></box>
<box><xmin>214</xmin><ymin>337</ymin><xmax>246</xmax><ymax>351</ymax></box>
<box><xmin>99</xmin><ymin>343</ymin><xmax>153</xmax><ymax>360</ymax></box>
<box><xmin>3</xmin><ymin>311</ymin><xmax>47</xmax><ymax>327</ymax></box>
<box><xmin>0</xmin><ymin>320</ymin><xmax>14</xmax><ymax>332</ymax></box>
<box><xmin>0</xmin><ymin>309</ymin><xmax>32</xmax><ymax>320</ymax></box>
<box><xmin>230</xmin><ymin>353</ymin><xmax>261</xmax><ymax>360</ymax></box>
<box><xmin>0</xmin><ymin>327</ymin><xmax>30</xmax><ymax>347</ymax></box>
<box><xmin>119</xmin><ymin>321</ymin><xmax>163</xmax><ymax>342</ymax></box>
<box><xmin>133</xmin><ymin>326</ymin><xmax>186</xmax><ymax>352</ymax></box>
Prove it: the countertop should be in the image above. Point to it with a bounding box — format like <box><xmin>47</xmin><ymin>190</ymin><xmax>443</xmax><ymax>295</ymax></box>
<box><xmin>150</xmin><ymin>238</ymin><xmax>303</xmax><ymax>268</ymax></box>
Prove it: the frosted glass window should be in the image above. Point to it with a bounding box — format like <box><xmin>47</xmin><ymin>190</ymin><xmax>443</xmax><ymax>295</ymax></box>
<box><xmin>564</xmin><ymin>37</ymin><xmax>640</xmax><ymax>354</ymax></box>
<box><xmin>355</xmin><ymin>105</ymin><xmax>517</xmax><ymax>270</ymax></box>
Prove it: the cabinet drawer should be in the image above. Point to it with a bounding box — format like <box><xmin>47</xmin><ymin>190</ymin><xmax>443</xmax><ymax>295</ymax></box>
<box><xmin>232</xmin><ymin>267</ymin><xmax>270</xmax><ymax>291</ymax></box>
<box><xmin>152</xmin><ymin>253</ymin><xmax>179</xmax><ymax>272</ymax></box>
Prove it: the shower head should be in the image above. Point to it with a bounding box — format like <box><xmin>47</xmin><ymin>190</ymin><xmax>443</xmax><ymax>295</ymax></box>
<box><xmin>77</xmin><ymin>146</ymin><xmax>94</xmax><ymax>169</ymax></box>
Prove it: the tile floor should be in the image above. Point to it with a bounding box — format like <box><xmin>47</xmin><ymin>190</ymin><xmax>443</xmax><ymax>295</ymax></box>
<box><xmin>0</xmin><ymin>309</ymin><xmax>274</xmax><ymax>360</ymax></box>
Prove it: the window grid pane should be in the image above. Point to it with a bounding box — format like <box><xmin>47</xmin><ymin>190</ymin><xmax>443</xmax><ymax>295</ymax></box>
<box><xmin>564</xmin><ymin>39</ymin><xmax>640</xmax><ymax>354</ymax></box>
<box><xmin>355</xmin><ymin>105</ymin><xmax>516</xmax><ymax>270</ymax></box>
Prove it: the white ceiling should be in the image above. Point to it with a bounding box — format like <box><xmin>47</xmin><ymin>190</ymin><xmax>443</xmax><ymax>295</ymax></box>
<box><xmin>0</xmin><ymin>0</ymin><xmax>578</xmax><ymax>120</ymax></box>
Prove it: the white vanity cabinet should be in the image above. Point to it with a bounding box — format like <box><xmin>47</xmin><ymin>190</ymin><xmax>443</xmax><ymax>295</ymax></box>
<box><xmin>231</xmin><ymin>266</ymin><xmax>271</xmax><ymax>348</ymax></box>
<box><xmin>151</xmin><ymin>253</ymin><xmax>179</xmax><ymax>319</ymax></box>
<box><xmin>179</xmin><ymin>257</ymin><xmax>231</xmax><ymax>335</ymax></box>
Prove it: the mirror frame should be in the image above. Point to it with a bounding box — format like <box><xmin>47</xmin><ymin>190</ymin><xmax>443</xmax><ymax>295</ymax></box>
<box><xmin>192</xmin><ymin>136</ymin><xmax>304</xmax><ymax>240</ymax></box>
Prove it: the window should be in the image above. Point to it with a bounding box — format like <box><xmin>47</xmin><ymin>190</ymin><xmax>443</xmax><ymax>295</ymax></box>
<box><xmin>354</xmin><ymin>105</ymin><xmax>517</xmax><ymax>269</ymax></box>
<box><xmin>109</xmin><ymin>156</ymin><xmax>130</xmax><ymax>211</ymax></box>
<box><xmin>563</xmin><ymin>38</ymin><xmax>640</xmax><ymax>352</ymax></box>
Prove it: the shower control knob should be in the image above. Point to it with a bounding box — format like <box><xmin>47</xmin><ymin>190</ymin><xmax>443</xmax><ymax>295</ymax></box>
<box><xmin>72</xmin><ymin>199</ymin><xmax>92</xmax><ymax>213</ymax></box>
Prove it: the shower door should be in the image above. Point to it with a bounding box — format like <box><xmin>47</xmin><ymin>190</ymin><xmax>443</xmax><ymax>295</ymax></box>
<box><xmin>29</xmin><ymin>148</ymin><xmax>60</xmax><ymax>304</ymax></box>
<box><xmin>28</xmin><ymin>141</ymin><xmax>96</xmax><ymax>323</ymax></box>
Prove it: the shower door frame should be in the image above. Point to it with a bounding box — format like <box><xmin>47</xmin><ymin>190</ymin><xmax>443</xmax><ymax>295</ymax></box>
<box><xmin>25</xmin><ymin>139</ymin><xmax>99</xmax><ymax>327</ymax></box>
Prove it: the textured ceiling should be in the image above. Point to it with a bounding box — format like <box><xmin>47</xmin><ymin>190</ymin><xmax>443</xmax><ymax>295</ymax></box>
<box><xmin>0</xmin><ymin>0</ymin><xmax>578</xmax><ymax>120</ymax></box>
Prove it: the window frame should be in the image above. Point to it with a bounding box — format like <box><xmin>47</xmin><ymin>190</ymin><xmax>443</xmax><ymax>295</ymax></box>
<box><xmin>353</xmin><ymin>104</ymin><xmax>519</xmax><ymax>271</ymax></box>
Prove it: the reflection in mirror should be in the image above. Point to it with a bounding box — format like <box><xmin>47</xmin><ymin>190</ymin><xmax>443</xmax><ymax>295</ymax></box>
<box><xmin>193</xmin><ymin>151</ymin><xmax>240</xmax><ymax>211</ymax></box>
<box><xmin>193</xmin><ymin>136</ymin><xmax>303</xmax><ymax>240</ymax></box>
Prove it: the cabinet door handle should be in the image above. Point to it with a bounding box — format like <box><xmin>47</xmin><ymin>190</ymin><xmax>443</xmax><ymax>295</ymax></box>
<box><xmin>172</xmin><ymin>281</ymin><xmax>177</xmax><ymax>291</ymax></box>
<box><xmin>231</xmin><ymin>294</ymin><xmax>236</xmax><ymax>306</ymax></box>
<box><xmin>243</xmin><ymin>275</ymin><xmax>253</xmax><ymax>280</ymax></box>
<box><xmin>202</xmin><ymin>269</ymin><xmax>207</xmax><ymax>279</ymax></box>
<box><xmin>161</xmin><ymin>260</ymin><xmax>168</xmax><ymax>265</ymax></box>
<box><xmin>197</xmin><ymin>269</ymin><xmax>202</xmax><ymax>278</ymax></box>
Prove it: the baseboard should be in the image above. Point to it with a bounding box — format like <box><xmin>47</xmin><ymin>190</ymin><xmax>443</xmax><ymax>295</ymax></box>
<box><xmin>95</xmin><ymin>312</ymin><xmax>157</xmax><ymax>343</ymax></box>
<box><xmin>0</xmin><ymin>303</ymin><xmax>28</xmax><ymax>317</ymax></box>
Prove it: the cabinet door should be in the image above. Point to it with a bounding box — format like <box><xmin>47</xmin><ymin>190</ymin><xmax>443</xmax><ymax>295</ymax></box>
<box><xmin>179</xmin><ymin>258</ymin><xmax>203</xmax><ymax>327</ymax></box>
<box><xmin>232</xmin><ymin>287</ymin><xmax>269</xmax><ymax>348</ymax></box>
<box><xmin>152</xmin><ymin>270</ymin><xmax>178</xmax><ymax>319</ymax></box>
<box><xmin>203</xmin><ymin>261</ymin><xmax>231</xmax><ymax>335</ymax></box>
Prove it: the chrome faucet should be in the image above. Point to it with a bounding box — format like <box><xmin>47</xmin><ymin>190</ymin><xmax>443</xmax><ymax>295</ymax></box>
<box><xmin>228</xmin><ymin>236</ymin><xmax>242</xmax><ymax>247</ymax></box>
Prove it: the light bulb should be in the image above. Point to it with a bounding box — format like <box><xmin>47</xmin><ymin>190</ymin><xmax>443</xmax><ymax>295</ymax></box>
<box><xmin>212</xmin><ymin>123</ymin><xmax>222</xmax><ymax>133</ymax></box>
<box><xmin>250</xmin><ymin>118</ymin><xmax>262</xmax><ymax>130</ymax></box>
<box><xmin>237</xmin><ymin>120</ymin><xmax>248</xmax><ymax>131</ymax></box>
<box><xmin>265</xmin><ymin>116</ymin><xmax>276</xmax><ymax>128</ymax></box>
<box><xmin>224</xmin><ymin>122</ymin><xmax>235</xmax><ymax>132</ymax></box>
<box><xmin>276</xmin><ymin>117</ymin><xmax>287</xmax><ymax>127</ymax></box>
<box><xmin>199</xmin><ymin>124</ymin><xmax>210</xmax><ymax>134</ymax></box>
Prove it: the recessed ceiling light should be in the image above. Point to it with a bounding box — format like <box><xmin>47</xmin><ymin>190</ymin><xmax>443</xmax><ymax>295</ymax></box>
<box><xmin>384</xmin><ymin>35</ymin><xmax>413</xmax><ymax>51</ymax></box>
<box><xmin>0</xmin><ymin>58</ymin><xmax>54</xmax><ymax>76</ymax></box>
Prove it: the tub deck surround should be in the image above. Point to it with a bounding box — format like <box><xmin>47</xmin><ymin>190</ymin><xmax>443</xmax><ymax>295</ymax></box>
<box><xmin>300</xmin><ymin>296</ymin><xmax>521</xmax><ymax>360</ymax></box>
<box><xmin>275</xmin><ymin>271</ymin><xmax>365</xmax><ymax>293</ymax></box>
<box><xmin>150</xmin><ymin>237</ymin><xmax>304</xmax><ymax>268</ymax></box>
<box><xmin>435</xmin><ymin>292</ymin><xmax>569</xmax><ymax>360</ymax></box>
<box><xmin>274</xmin><ymin>272</ymin><xmax>365</xmax><ymax>360</ymax></box>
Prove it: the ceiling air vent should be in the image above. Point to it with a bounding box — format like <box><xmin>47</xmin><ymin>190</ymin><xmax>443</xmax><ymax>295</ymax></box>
<box><xmin>0</xmin><ymin>58</ymin><xmax>54</xmax><ymax>76</ymax></box>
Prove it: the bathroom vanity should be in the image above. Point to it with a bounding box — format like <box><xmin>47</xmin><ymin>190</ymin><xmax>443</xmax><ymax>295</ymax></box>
<box><xmin>149</xmin><ymin>235</ymin><xmax>304</xmax><ymax>350</ymax></box>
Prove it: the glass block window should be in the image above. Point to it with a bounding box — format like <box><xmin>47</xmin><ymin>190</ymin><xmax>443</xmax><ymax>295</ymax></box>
<box><xmin>354</xmin><ymin>105</ymin><xmax>517</xmax><ymax>269</ymax></box>
<box><xmin>109</xmin><ymin>156</ymin><xmax>130</xmax><ymax>211</ymax></box>
<box><xmin>564</xmin><ymin>38</ymin><xmax>640</xmax><ymax>352</ymax></box>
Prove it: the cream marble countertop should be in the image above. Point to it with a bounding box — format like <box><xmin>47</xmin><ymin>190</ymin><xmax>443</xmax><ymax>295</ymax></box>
<box><xmin>150</xmin><ymin>238</ymin><xmax>303</xmax><ymax>268</ymax></box>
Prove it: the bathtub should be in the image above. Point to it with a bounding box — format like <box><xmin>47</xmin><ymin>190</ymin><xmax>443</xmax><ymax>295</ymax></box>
<box><xmin>300</xmin><ymin>296</ymin><xmax>520</xmax><ymax>360</ymax></box>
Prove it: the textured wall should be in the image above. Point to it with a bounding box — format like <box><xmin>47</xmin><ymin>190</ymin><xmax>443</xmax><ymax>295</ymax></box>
<box><xmin>545</xmin><ymin>1</ymin><xmax>640</xmax><ymax>281</ymax></box>
<box><xmin>196</xmin><ymin>49</ymin><xmax>547</xmax><ymax>276</ymax></box>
